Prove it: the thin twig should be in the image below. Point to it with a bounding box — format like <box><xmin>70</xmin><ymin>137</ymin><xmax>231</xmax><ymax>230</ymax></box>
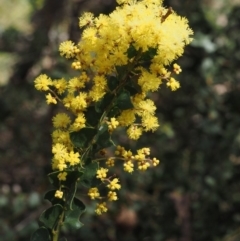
<box><xmin>161</xmin><ymin>7</ymin><xmax>173</xmax><ymax>23</ymax></box>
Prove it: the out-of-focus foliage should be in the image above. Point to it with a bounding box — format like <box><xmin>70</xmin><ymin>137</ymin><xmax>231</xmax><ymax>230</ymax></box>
<box><xmin>0</xmin><ymin>0</ymin><xmax>240</xmax><ymax>241</ymax></box>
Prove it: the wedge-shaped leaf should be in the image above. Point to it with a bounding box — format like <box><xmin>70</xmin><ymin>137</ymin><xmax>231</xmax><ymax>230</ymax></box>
<box><xmin>98</xmin><ymin>130</ymin><xmax>114</xmax><ymax>149</ymax></box>
<box><xmin>80</xmin><ymin>161</ymin><xmax>98</xmax><ymax>187</ymax></box>
<box><xmin>64</xmin><ymin>197</ymin><xmax>86</xmax><ymax>230</ymax></box>
<box><xmin>107</xmin><ymin>76</ymin><xmax>119</xmax><ymax>91</ymax></box>
<box><xmin>31</xmin><ymin>227</ymin><xmax>51</xmax><ymax>241</ymax></box>
<box><xmin>139</xmin><ymin>47</ymin><xmax>157</xmax><ymax>68</ymax></box>
<box><xmin>125</xmin><ymin>82</ymin><xmax>140</xmax><ymax>95</ymax></box>
<box><xmin>85</xmin><ymin>106</ymin><xmax>102</xmax><ymax>127</ymax></box>
<box><xmin>116</xmin><ymin>90</ymin><xmax>134</xmax><ymax>110</ymax></box>
<box><xmin>96</xmin><ymin>123</ymin><xmax>114</xmax><ymax>149</ymax></box>
<box><xmin>127</xmin><ymin>45</ymin><xmax>138</xmax><ymax>59</ymax></box>
<box><xmin>44</xmin><ymin>190</ymin><xmax>56</xmax><ymax>203</ymax></box>
<box><xmin>65</xmin><ymin>182</ymin><xmax>78</xmax><ymax>210</ymax></box>
<box><xmin>141</xmin><ymin>47</ymin><xmax>157</xmax><ymax>60</ymax></box>
<box><xmin>108</xmin><ymin>106</ymin><xmax>120</xmax><ymax>118</ymax></box>
<box><xmin>70</xmin><ymin>128</ymin><xmax>97</xmax><ymax>148</ymax></box>
<box><xmin>95</xmin><ymin>92</ymin><xmax>114</xmax><ymax>113</ymax></box>
<box><xmin>99</xmin><ymin>122</ymin><xmax>108</xmax><ymax>133</ymax></box>
<box><xmin>48</xmin><ymin>170</ymin><xmax>81</xmax><ymax>189</ymax></box>
<box><xmin>44</xmin><ymin>190</ymin><xmax>65</xmax><ymax>206</ymax></box>
<box><xmin>48</xmin><ymin>171</ymin><xmax>60</xmax><ymax>188</ymax></box>
<box><xmin>64</xmin><ymin>170</ymin><xmax>82</xmax><ymax>186</ymax></box>
<box><xmin>39</xmin><ymin>204</ymin><xmax>63</xmax><ymax>229</ymax></box>
<box><xmin>116</xmin><ymin>65</ymin><xmax>128</xmax><ymax>80</ymax></box>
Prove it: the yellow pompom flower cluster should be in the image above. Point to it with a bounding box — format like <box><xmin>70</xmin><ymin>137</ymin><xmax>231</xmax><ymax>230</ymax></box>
<box><xmin>115</xmin><ymin>145</ymin><xmax>160</xmax><ymax>172</ymax></box>
<box><xmin>107</xmin><ymin>118</ymin><xmax>119</xmax><ymax>132</ymax></box>
<box><xmin>52</xmin><ymin>143</ymin><xmax>81</xmax><ymax>172</ymax></box>
<box><xmin>55</xmin><ymin>190</ymin><xmax>63</xmax><ymax>199</ymax></box>
<box><xmin>173</xmin><ymin>63</ymin><xmax>182</xmax><ymax>74</ymax></box>
<box><xmin>88</xmin><ymin>167</ymin><xmax>122</xmax><ymax>214</ymax></box>
<box><xmin>167</xmin><ymin>77</ymin><xmax>180</xmax><ymax>91</ymax></box>
<box><xmin>88</xmin><ymin>187</ymin><xmax>100</xmax><ymax>200</ymax></box>
<box><xmin>95</xmin><ymin>202</ymin><xmax>108</xmax><ymax>215</ymax></box>
<box><xmin>108</xmin><ymin>191</ymin><xmax>118</xmax><ymax>201</ymax></box>
<box><xmin>34</xmin><ymin>0</ymin><xmax>192</xmax><ymax>141</ymax></box>
<box><xmin>96</xmin><ymin>168</ymin><xmax>108</xmax><ymax>180</ymax></box>
<box><xmin>34</xmin><ymin>0</ymin><xmax>192</xmax><ymax>214</ymax></box>
<box><xmin>59</xmin><ymin>41</ymin><xmax>80</xmax><ymax>59</ymax></box>
<box><xmin>34</xmin><ymin>74</ymin><xmax>52</xmax><ymax>91</ymax></box>
<box><xmin>57</xmin><ymin>172</ymin><xmax>67</xmax><ymax>181</ymax></box>
<box><xmin>107</xmin><ymin>178</ymin><xmax>121</xmax><ymax>190</ymax></box>
<box><xmin>106</xmin><ymin>158</ymin><xmax>114</xmax><ymax>167</ymax></box>
<box><xmin>88</xmin><ymin>144</ymin><xmax>160</xmax><ymax>214</ymax></box>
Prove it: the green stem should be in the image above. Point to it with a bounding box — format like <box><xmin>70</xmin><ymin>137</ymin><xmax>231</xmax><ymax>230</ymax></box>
<box><xmin>52</xmin><ymin>211</ymin><xmax>65</xmax><ymax>241</ymax></box>
<box><xmin>94</xmin><ymin>157</ymin><xmax>125</xmax><ymax>162</ymax></box>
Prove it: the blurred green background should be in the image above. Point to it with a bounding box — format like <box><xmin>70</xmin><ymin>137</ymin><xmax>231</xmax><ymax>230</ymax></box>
<box><xmin>1</xmin><ymin>0</ymin><xmax>240</xmax><ymax>240</ymax></box>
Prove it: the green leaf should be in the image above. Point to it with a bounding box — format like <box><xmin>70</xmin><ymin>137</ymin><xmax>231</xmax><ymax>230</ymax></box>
<box><xmin>44</xmin><ymin>190</ymin><xmax>64</xmax><ymax>206</ymax></box>
<box><xmin>48</xmin><ymin>171</ymin><xmax>60</xmax><ymax>188</ymax></box>
<box><xmin>107</xmin><ymin>76</ymin><xmax>119</xmax><ymax>91</ymax></box>
<box><xmin>96</xmin><ymin>123</ymin><xmax>114</xmax><ymax>149</ymax></box>
<box><xmin>124</xmin><ymin>84</ymin><xmax>139</xmax><ymax>95</ymax></box>
<box><xmin>116</xmin><ymin>65</ymin><xmax>129</xmax><ymax>80</ymax></box>
<box><xmin>70</xmin><ymin>128</ymin><xmax>97</xmax><ymax>148</ymax></box>
<box><xmin>95</xmin><ymin>92</ymin><xmax>114</xmax><ymax>113</ymax></box>
<box><xmin>48</xmin><ymin>171</ymin><xmax>81</xmax><ymax>189</ymax></box>
<box><xmin>98</xmin><ymin>130</ymin><xmax>114</xmax><ymax>148</ymax></box>
<box><xmin>80</xmin><ymin>161</ymin><xmax>98</xmax><ymax>187</ymax></box>
<box><xmin>44</xmin><ymin>190</ymin><xmax>56</xmax><ymax>202</ymax></box>
<box><xmin>125</xmin><ymin>78</ymin><xmax>141</xmax><ymax>95</ymax></box>
<box><xmin>65</xmin><ymin>182</ymin><xmax>78</xmax><ymax>210</ymax></box>
<box><xmin>141</xmin><ymin>47</ymin><xmax>157</xmax><ymax>60</ymax></box>
<box><xmin>116</xmin><ymin>90</ymin><xmax>134</xmax><ymax>110</ymax></box>
<box><xmin>97</xmin><ymin>122</ymin><xmax>108</xmax><ymax>135</ymax></box>
<box><xmin>108</xmin><ymin>106</ymin><xmax>120</xmax><ymax>118</ymax></box>
<box><xmin>64</xmin><ymin>197</ymin><xmax>86</xmax><ymax>230</ymax></box>
<box><xmin>39</xmin><ymin>204</ymin><xmax>63</xmax><ymax>229</ymax></box>
<box><xmin>127</xmin><ymin>45</ymin><xmax>138</xmax><ymax>59</ymax></box>
<box><xmin>85</xmin><ymin>106</ymin><xmax>102</xmax><ymax>127</ymax></box>
<box><xmin>64</xmin><ymin>170</ymin><xmax>82</xmax><ymax>186</ymax></box>
<box><xmin>44</xmin><ymin>190</ymin><xmax>67</xmax><ymax>207</ymax></box>
<box><xmin>31</xmin><ymin>227</ymin><xmax>51</xmax><ymax>241</ymax></box>
<box><xmin>139</xmin><ymin>47</ymin><xmax>157</xmax><ymax>68</ymax></box>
